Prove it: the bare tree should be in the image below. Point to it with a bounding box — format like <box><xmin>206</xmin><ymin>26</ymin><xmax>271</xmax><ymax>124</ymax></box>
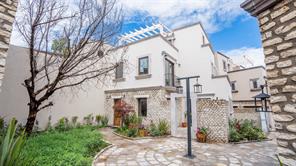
<box><xmin>16</xmin><ymin>0</ymin><xmax>125</xmax><ymax>134</ymax></box>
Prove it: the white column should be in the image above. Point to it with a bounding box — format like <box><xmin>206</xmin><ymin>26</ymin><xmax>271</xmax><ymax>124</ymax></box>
<box><xmin>191</xmin><ymin>94</ymin><xmax>197</xmax><ymax>138</ymax></box>
<box><xmin>170</xmin><ymin>93</ymin><xmax>177</xmax><ymax>136</ymax></box>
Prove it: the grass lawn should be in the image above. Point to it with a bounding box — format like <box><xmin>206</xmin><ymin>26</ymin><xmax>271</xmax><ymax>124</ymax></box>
<box><xmin>18</xmin><ymin>126</ymin><xmax>109</xmax><ymax>166</ymax></box>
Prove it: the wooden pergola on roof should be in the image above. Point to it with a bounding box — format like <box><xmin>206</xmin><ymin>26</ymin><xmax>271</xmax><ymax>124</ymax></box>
<box><xmin>119</xmin><ymin>23</ymin><xmax>175</xmax><ymax>44</ymax></box>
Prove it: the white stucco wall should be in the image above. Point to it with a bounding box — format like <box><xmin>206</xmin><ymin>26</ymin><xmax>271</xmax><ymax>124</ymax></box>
<box><xmin>228</xmin><ymin>66</ymin><xmax>266</xmax><ymax>101</ymax></box>
<box><xmin>173</xmin><ymin>24</ymin><xmax>232</xmax><ymax>100</ymax></box>
<box><xmin>106</xmin><ymin>36</ymin><xmax>179</xmax><ymax>90</ymax></box>
<box><xmin>0</xmin><ymin>45</ymin><xmax>106</xmax><ymax>129</ymax></box>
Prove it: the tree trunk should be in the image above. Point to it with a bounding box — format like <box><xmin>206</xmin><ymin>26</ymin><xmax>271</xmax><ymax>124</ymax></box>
<box><xmin>25</xmin><ymin>106</ymin><xmax>38</xmax><ymax>134</ymax></box>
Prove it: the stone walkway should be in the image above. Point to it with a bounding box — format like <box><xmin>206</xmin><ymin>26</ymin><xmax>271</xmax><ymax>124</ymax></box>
<box><xmin>93</xmin><ymin>128</ymin><xmax>278</xmax><ymax>166</ymax></box>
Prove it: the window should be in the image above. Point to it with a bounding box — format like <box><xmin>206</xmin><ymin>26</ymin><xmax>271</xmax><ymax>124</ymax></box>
<box><xmin>138</xmin><ymin>56</ymin><xmax>149</xmax><ymax>75</ymax></box>
<box><xmin>165</xmin><ymin>59</ymin><xmax>174</xmax><ymax>86</ymax></box>
<box><xmin>138</xmin><ymin>98</ymin><xmax>147</xmax><ymax>117</ymax></box>
<box><xmin>228</xmin><ymin>64</ymin><xmax>231</xmax><ymax>71</ymax></box>
<box><xmin>115</xmin><ymin>62</ymin><xmax>123</xmax><ymax>79</ymax></box>
<box><xmin>231</xmin><ymin>81</ymin><xmax>236</xmax><ymax>91</ymax></box>
<box><xmin>223</xmin><ymin>60</ymin><xmax>227</xmax><ymax>71</ymax></box>
<box><xmin>250</xmin><ymin>79</ymin><xmax>259</xmax><ymax>89</ymax></box>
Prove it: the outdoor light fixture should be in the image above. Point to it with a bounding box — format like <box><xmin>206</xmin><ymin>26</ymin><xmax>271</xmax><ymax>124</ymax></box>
<box><xmin>253</xmin><ymin>85</ymin><xmax>271</xmax><ymax>112</ymax></box>
<box><xmin>175</xmin><ymin>75</ymin><xmax>200</xmax><ymax>158</ymax></box>
<box><xmin>176</xmin><ymin>85</ymin><xmax>183</xmax><ymax>94</ymax></box>
<box><xmin>193</xmin><ymin>78</ymin><xmax>202</xmax><ymax>94</ymax></box>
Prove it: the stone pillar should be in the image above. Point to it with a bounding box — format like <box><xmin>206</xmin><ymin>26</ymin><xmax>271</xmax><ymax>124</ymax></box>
<box><xmin>0</xmin><ymin>0</ymin><xmax>18</xmax><ymax>92</ymax></box>
<box><xmin>241</xmin><ymin>0</ymin><xmax>296</xmax><ymax>164</ymax></box>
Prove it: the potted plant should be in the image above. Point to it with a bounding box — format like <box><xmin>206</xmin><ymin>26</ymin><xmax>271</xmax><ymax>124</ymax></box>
<box><xmin>196</xmin><ymin>127</ymin><xmax>208</xmax><ymax>143</ymax></box>
<box><xmin>138</xmin><ymin>124</ymin><xmax>147</xmax><ymax>137</ymax></box>
<box><xmin>181</xmin><ymin>112</ymin><xmax>187</xmax><ymax>127</ymax></box>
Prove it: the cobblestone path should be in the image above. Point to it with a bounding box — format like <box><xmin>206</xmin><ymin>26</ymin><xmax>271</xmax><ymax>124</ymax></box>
<box><xmin>93</xmin><ymin>128</ymin><xmax>278</xmax><ymax>166</ymax></box>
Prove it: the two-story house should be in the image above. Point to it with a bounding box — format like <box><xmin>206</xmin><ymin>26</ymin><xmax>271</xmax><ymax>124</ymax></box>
<box><xmin>104</xmin><ymin>23</ymin><xmax>232</xmax><ymax>126</ymax></box>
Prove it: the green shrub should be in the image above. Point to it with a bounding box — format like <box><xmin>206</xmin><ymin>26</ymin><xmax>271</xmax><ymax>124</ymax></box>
<box><xmin>0</xmin><ymin>118</ymin><xmax>26</xmax><ymax>166</ymax></box>
<box><xmin>149</xmin><ymin>122</ymin><xmax>161</xmax><ymax>136</ymax></box>
<box><xmin>0</xmin><ymin>117</ymin><xmax>4</xmax><ymax>130</ymax></box>
<box><xmin>229</xmin><ymin>119</ymin><xmax>266</xmax><ymax>142</ymax></box>
<box><xmin>158</xmin><ymin>120</ymin><xmax>169</xmax><ymax>135</ymax></box>
<box><xmin>84</xmin><ymin>114</ymin><xmax>93</xmax><ymax>125</ymax></box>
<box><xmin>71</xmin><ymin>116</ymin><xmax>78</xmax><ymax>126</ymax></box>
<box><xmin>148</xmin><ymin>120</ymin><xmax>169</xmax><ymax>137</ymax></box>
<box><xmin>127</xmin><ymin>128</ymin><xmax>138</xmax><ymax>137</ymax></box>
<box><xmin>55</xmin><ymin>117</ymin><xmax>70</xmax><ymax>132</ymax></box>
<box><xmin>101</xmin><ymin>116</ymin><xmax>109</xmax><ymax>127</ymax></box>
<box><xmin>85</xmin><ymin>139</ymin><xmax>109</xmax><ymax>157</ymax></box>
<box><xmin>229</xmin><ymin>128</ymin><xmax>241</xmax><ymax>142</ymax></box>
<box><xmin>95</xmin><ymin>115</ymin><xmax>102</xmax><ymax>125</ymax></box>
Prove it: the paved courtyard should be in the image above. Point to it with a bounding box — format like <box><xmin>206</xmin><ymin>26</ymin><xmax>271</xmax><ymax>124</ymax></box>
<box><xmin>93</xmin><ymin>128</ymin><xmax>278</xmax><ymax>166</ymax></box>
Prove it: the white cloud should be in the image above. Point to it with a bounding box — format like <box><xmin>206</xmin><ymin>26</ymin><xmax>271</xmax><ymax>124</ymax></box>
<box><xmin>119</xmin><ymin>0</ymin><xmax>246</xmax><ymax>33</ymax></box>
<box><xmin>222</xmin><ymin>47</ymin><xmax>265</xmax><ymax>67</ymax></box>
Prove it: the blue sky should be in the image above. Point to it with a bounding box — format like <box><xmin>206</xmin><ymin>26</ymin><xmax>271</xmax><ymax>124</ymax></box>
<box><xmin>116</xmin><ymin>0</ymin><xmax>265</xmax><ymax>67</ymax></box>
<box><xmin>11</xmin><ymin>0</ymin><xmax>265</xmax><ymax>66</ymax></box>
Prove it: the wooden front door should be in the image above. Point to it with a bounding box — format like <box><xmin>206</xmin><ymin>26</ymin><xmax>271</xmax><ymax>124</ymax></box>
<box><xmin>113</xmin><ymin>99</ymin><xmax>122</xmax><ymax>127</ymax></box>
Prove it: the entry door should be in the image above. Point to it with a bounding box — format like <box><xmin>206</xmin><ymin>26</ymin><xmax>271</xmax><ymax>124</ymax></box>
<box><xmin>113</xmin><ymin>99</ymin><xmax>122</xmax><ymax>127</ymax></box>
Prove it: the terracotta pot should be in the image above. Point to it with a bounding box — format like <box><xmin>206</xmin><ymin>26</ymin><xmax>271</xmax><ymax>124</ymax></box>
<box><xmin>181</xmin><ymin>122</ymin><xmax>187</xmax><ymax>128</ymax></box>
<box><xmin>196</xmin><ymin>132</ymin><xmax>207</xmax><ymax>143</ymax></box>
<box><xmin>139</xmin><ymin>129</ymin><xmax>146</xmax><ymax>137</ymax></box>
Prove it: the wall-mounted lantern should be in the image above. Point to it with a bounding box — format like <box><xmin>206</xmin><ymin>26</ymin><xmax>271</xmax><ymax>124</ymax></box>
<box><xmin>253</xmin><ymin>85</ymin><xmax>271</xmax><ymax>112</ymax></box>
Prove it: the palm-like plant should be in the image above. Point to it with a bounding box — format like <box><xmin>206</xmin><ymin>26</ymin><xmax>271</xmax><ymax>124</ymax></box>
<box><xmin>0</xmin><ymin>118</ymin><xmax>26</xmax><ymax>166</ymax></box>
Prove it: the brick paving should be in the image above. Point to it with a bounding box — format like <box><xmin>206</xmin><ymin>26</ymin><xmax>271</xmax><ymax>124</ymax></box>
<box><xmin>93</xmin><ymin>128</ymin><xmax>278</xmax><ymax>166</ymax></box>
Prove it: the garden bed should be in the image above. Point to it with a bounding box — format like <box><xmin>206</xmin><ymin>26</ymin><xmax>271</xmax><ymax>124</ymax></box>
<box><xmin>18</xmin><ymin>126</ymin><xmax>109</xmax><ymax>166</ymax></box>
<box><xmin>229</xmin><ymin>119</ymin><xmax>267</xmax><ymax>143</ymax></box>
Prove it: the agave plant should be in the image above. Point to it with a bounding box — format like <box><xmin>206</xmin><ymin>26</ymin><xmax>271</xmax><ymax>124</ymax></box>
<box><xmin>0</xmin><ymin>118</ymin><xmax>26</xmax><ymax>166</ymax></box>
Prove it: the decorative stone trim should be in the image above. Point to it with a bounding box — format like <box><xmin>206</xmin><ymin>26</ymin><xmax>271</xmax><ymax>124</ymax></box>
<box><xmin>135</xmin><ymin>74</ymin><xmax>152</xmax><ymax>80</ymax></box>
<box><xmin>112</xmin><ymin>78</ymin><xmax>125</xmax><ymax>82</ymax></box>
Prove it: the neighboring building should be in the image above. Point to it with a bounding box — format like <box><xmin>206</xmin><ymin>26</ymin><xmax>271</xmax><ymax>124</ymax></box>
<box><xmin>214</xmin><ymin>52</ymin><xmax>240</xmax><ymax>75</ymax></box>
<box><xmin>215</xmin><ymin>52</ymin><xmax>273</xmax><ymax>132</ymax></box>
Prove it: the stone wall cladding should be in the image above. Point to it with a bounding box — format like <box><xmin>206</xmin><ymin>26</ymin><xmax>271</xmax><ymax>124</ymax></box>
<box><xmin>104</xmin><ymin>87</ymin><xmax>170</xmax><ymax>127</ymax></box>
<box><xmin>257</xmin><ymin>0</ymin><xmax>296</xmax><ymax>162</ymax></box>
<box><xmin>0</xmin><ymin>0</ymin><xmax>18</xmax><ymax>92</ymax></box>
<box><xmin>233</xmin><ymin>108</ymin><xmax>262</xmax><ymax>128</ymax></box>
<box><xmin>196</xmin><ymin>99</ymin><xmax>229</xmax><ymax>143</ymax></box>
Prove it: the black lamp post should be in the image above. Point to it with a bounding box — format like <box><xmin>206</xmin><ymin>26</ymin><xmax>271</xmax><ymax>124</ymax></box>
<box><xmin>253</xmin><ymin>85</ymin><xmax>271</xmax><ymax>112</ymax></box>
<box><xmin>176</xmin><ymin>76</ymin><xmax>201</xmax><ymax>158</ymax></box>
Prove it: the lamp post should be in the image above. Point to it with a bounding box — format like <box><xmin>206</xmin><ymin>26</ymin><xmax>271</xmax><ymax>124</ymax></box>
<box><xmin>253</xmin><ymin>85</ymin><xmax>271</xmax><ymax>112</ymax></box>
<box><xmin>176</xmin><ymin>76</ymin><xmax>202</xmax><ymax>158</ymax></box>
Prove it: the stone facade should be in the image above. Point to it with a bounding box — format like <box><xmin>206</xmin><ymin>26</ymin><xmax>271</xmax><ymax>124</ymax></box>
<box><xmin>233</xmin><ymin>107</ymin><xmax>262</xmax><ymax>128</ymax></box>
<box><xmin>104</xmin><ymin>87</ymin><xmax>171</xmax><ymax>127</ymax></box>
<box><xmin>196</xmin><ymin>99</ymin><xmax>230</xmax><ymax>143</ymax></box>
<box><xmin>0</xmin><ymin>0</ymin><xmax>18</xmax><ymax>92</ymax></box>
<box><xmin>242</xmin><ymin>0</ymin><xmax>296</xmax><ymax>164</ymax></box>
